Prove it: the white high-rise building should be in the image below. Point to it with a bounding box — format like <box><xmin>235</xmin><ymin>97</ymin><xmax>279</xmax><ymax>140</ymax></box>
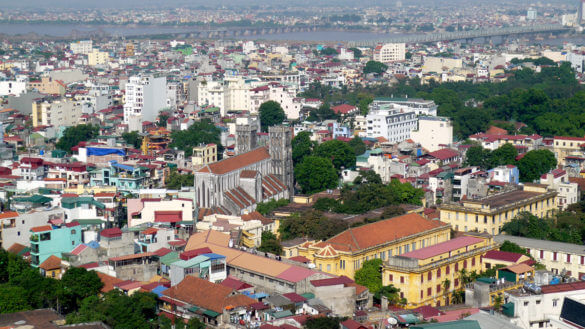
<box><xmin>70</xmin><ymin>40</ymin><xmax>93</xmax><ymax>55</ymax></box>
<box><xmin>527</xmin><ymin>8</ymin><xmax>537</xmax><ymax>20</ymax></box>
<box><xmin>410</xmin><ymin>116</ymin><xmax>453</xmax><ymax>152</ymax></box>
<box><xmin>0</xmin><ymin>81</ymin><xmax>26</xmax><ymax>96</ymax></box>
<box><xmin>366</xmin><ymin>107</ymin><xmax>417</xmax><ymax>143</ymax></box>
<box><xmin>123</xmin><ymin>75</ymin><xmax>167</xmax><ymax>128</ymax></box>
<box><xmin>196</xmin><ymin>79</ymin><xmax>226</xmax><ymax>115</ymax></box>
<box><xmin>373</xmin><ymin>43</ymin><xmax>406</xmax><ymax>63</ymax></box>
<box><xmin>224</xmin><ymin>77</ymin><xmax>251</xmax><ymax>114</ymax></box>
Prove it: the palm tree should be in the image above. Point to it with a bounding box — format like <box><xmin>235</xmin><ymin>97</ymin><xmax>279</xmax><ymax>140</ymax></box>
<box><xmin>493</xmin><ymin>295</ymin><xmax>503</xmax><ymax>311</ymax></box>
<box><xmin>442</xmin><ymin>278</ymin><xmax>452</xmax><ymax>305</ymax></box>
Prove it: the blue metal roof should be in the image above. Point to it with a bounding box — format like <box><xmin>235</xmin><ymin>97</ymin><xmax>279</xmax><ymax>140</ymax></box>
<box><xmin>202</xmin><ymin>253</ymin><xmax>225</xmax><ymax>260</ymax></box>
<box><xmin>151</xmin><ymin>285</ymin><xmax>168</xmax><ymax>297</ymax></box>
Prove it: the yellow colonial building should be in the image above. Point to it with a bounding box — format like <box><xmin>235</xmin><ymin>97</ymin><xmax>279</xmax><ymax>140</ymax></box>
<box><xmin>382</xmin><ymin>233</ymin><xmax>496</xmax><ymax>309</ymax></box>
<box><xmin>192</xmin><ymin>143</ymin><xmax>218</xmax><ymax>166</ymax></box>
<box><xmin>283</xmin><ymin>213</ymin><xmax>451</xmax><ymax>278</ymax></box>
<box><xmin>438</xmin><ymin>184</ymin><xmax>557</xmax><ymax>235</ymax></box>
<box><xmin>552</xmin><ymin>136</ymin><xmax>585</xmax><ymax>166</ymax></box>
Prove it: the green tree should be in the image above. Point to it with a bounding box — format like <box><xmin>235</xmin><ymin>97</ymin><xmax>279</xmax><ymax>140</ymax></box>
<box><xmin>165</xmin><ymin>169</ymin><xmax>194</xmax><ymax>189</ymax></box>
<box><xmin>56</xmin><ymin>124</ymin><xmax>100</xmax><ymax>153</ymax></box>
<box><xmin>278</xmin><ymin>210</ymin><xmax>346</xmax><ymax>241</ymax></box>
<box><xmin>314</xmin><ymin>140</ymin><xmax>356</xmax><ymax>171</ymax></box>
<box><xmin>121</xmin><ymin>131</ymin><xmax>142</xmax><ymax>149</ymax></box>
<box><xmin>308</xmin><ymin>103</ymin><xmax>338</xmax><ymax>122</ymax></box>
<box><xmin>388</xmin><ymin>179</ymin><xmax>424</xmax><ymax>205</ymax></box>
<box><xmin>157</xmin><ymin>111</ymin><xmax>170</xmax><ymax>127</ymax></box>
<box><xmin>364</xmin><ymin>60</ymin><xmax>388</xmax><ymax>75</ymax></box>
<box><xmin>60</xmin><ymin>267</ymin><xmax>103</xmax><ymax>312</ymax></box>
<box><xmin>320</xmin><ymin>47</ymin><xmax>338</xmax><ymax>56</ymax></box>
<box><xmin>258</xmin><ymin>231</ymin><xmax>282</xmax><ymax>255</ymax></box>
<box><xmin>259</xmin><ymin>100</ymin><xmax>286</xmax><ymax>132</ymax></box>
<box><xmin>256</xmin><ymin>198</ymin><xmax>289</xmax><ymax>215</ymax></box>
<box><xmin>295</xmin><ymin>156</ymin><xmax>339</xmax><ymax>194</ymax></box>
<box><xmin>348</xmin><ymin>137</ymin><xmax>366</xmax><ymax>156</ymax></box>
<box><xmin>0</xmin><ymin>284</ymin><xmax>31</xmax><ymax>313</ymax></box>
<box><xmin>355</xmin><ymin>259</ymin><xmax>383</xmax><ymax>293</ymax></box>
<box><xmin>304</xmin><ymin>316</ymin><xmax>348</xmax><ymax>329</ymax></box>
<box><xmin>517</xmin><ymin>149</ymin><xmax>557</xmax><ymax>182</ymax></box>
<box><xmin>489</xmin><ymin>143</ymin><xmax>518</xmax><ymax>168</ymax></box>
<box><xmin>374</xmin><ymin>285</ymin><xmax>404</xmax><ymax>305</ymax></box>
<box><xmin>170</xmin><ymin>119</ymin><xmax>222</xmax><ymax>157</ymax></box>
<box><xmin>499</xmin><ymin>240</ymin><xmax>530</xmax><ymax>256</ymax></box>
<box><xmin>292</xmin><ymin>131</ymin><xmax>314</xmax><ymax>166</ymax></box>
<box><xmin>349</xmin><ymin>47</ymin><xmax>362</xmax><ymax>59</ymax></box>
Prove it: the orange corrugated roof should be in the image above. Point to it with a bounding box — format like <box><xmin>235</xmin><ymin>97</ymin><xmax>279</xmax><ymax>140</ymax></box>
<box><xmin>324</xmin><ymin>213</ymin><xmax>447</xmax><ymax>253</ymax></box>
<box><xmin>39</xmin><ymin>255</ymin><xmax>61</xmax><ymax>270</ymax></box>
<box><xmin>31</xmin><ymin>225</ymin><xmax>52</xmax><ymax>232</ymax></box>
<box><xmin>0</xmin><ymin>211</ymin><xmax>19</xmax><ymax>219</ymax></box>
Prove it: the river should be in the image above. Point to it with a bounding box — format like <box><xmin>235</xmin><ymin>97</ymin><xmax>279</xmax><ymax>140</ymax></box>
<box><xmin>0</xmin><ymin>22</ymin><xmax>584</xmax><ymax>46</ymax></box>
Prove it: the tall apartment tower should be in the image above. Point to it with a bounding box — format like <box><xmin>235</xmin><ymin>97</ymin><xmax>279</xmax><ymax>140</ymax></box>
<box><xmin>268</xmin><ymin>126</ymin><xmax>294</xmax><ymax>199</ymax></box>
<box><xmin>580</xmin><ymin>0</ymin><xmax>585</xmax><ymax>24</ymax></box>
<box><xmin>235</xmin><ymin>123</ymin><xmax>257</xmax><ymax>155</ymax></box>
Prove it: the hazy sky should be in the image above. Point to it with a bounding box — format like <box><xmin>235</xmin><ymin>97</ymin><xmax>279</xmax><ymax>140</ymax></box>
<box><xmin>1</xmin><ymin>0</ymin><xmax>578</xmax><ymax>9</ymax></box>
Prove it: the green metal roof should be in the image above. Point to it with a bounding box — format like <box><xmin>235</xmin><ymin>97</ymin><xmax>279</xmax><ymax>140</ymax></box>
<box><xmin>172</xmin><ymin>255</ymin><xmax>209</xmax><ymax>268</ymax></box>
<box><xmin>411</xmin><ymin>320</ymin><xmax>481</xmax><ymax>329</ymax></box>
<box><xmin>160</xmin><ymin>251</ymin><xmax>180</xmax><ymax>265</ymax></box>
<box><xmin>300</xmin><ymin>292</ymin><xmax>314</xmax><ymax>300</ymax></box>
<box><xmin>271</xmin><ymin>310</ymin><xmax>293</xmax><ymax>319</ymax></box>
<box><xmin>75</xmin><ymin>219</ymin><xmax>105</xmax><ymax>225</ymax></box>
<box><xmin>203</xmin><ymin>310</ymin><xmax>221</xmax><ymax>317</ymax></box>
<box><xmin>13</xmin><ymin>194</ymin><xmax>52</xmax><ymax>204</ymax></box>
<box><xmin>61</xmin><ymin>197</ymin><xmax>105</xmax><ymax>210</ymax></box>
<box><xmin>188</xmin><ymin>306</ymin><xmax>199</xmax><ymax>312</ymax></box>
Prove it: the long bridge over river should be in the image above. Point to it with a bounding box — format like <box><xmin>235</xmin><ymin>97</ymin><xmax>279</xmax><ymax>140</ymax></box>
<box><xmin>106</xmin><ymin>24</ymin><xmax>573</xmax><ymax>44</ymax></box>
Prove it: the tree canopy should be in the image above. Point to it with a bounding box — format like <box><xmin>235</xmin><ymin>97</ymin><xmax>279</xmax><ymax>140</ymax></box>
<box><xmin>294</xmin><ymin>156</ymin><xmax>339</xmax><ymax>195</ymax></box>
<box><xmin>259</xmin><ymin>100</ymin><xmax>286</xmax><ymax>132</ymax></box>
<box><xmin>348</xmin><ymin>137</ymin><xmax>366</xmax><ymax>156</ymax></box>
<box><xmin>165</xmin><ymin>169</ymin><xmax>194</xmax><ymax>189</ymax></box>
<box><xmin>258</xmin><ymin>231</ymin><xmax>282</xmax><ymax>255</ymax></box>
<box><xmin>517</xmin><ymin>149</ymin><xmax>557</xmax><ymax>182</ymax></box>
<box><xmin>364</xmin><ymin>60</ymin><xmax>388</xmax><ymax>75</ymax></box>
<box><xmin>278</xmin><ymin>210</ymin><xmax>347</xmax><ymax>241</ymax></box>
<box><xmin>56</xmin><ymin>124</ymin><xmax>99</xmax><ymax>153</ymax></box>
<box><xmin>313</xmin><ymin>140</ymin><xmax>356</xmax><ymax>172</ymax></box>
<box><xmin>169</xmin><ymin>119</ymin><xmax>222</xmax><ymax>157</ymax></box>
<box><xmin>355</xmin><ymin>259</ymin><xmax>383</xmax><ymax>293</ymax></box>
<box><xmin>121</xmin><ymin>131</ymin><xmax>142</xmax><ymax>149</ymax></box>
<box><xmin>292</xmin><ymin>131</ymin><xmax>314</xmax><ymax>166</ymax></box>
<box><xmin>464</xmin><ymin>143</ymin><xmax>518</xmax><ymax>169</ymax></box>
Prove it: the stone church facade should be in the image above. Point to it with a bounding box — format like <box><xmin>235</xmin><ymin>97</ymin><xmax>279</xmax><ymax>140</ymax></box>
<box><xmin>194</xmin><ymin>124</ymin><xmax>293</xmax><ymax>215</ymax></box>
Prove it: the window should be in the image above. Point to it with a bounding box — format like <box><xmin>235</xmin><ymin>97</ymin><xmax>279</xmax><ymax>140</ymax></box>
<box><xmin>327</xmin><ymin>264</ymin><xmax>331</xmax><ymax>272</ymax></box>
<box><xmin>472</xmin><ymin>257</ymin><xmax>476</xmax><ymax>266</ymax></box>
<box><xmin>437</xmin><ymin>268</ymin><xmax>441</xmax><ymax>278</ymax></box>
<box><xmin>421</xmin><ymin>274</ymin><xmax>424</xmax><ymax>283</ymax></box>
<box><xmin>420</xmin><ymin>290</ymin><xmax>423</xmax><ymax>299</ymax></box>
<box><xmin>400</xmin><ymin>276</ymin><xmax>404</xmax><ymax>284</ymax></box>
<box><xmin>553</xmin><ymin>252</ymin><xmax>558</xmax><ymax>261</ymax></box>
<box><xmin>389</xmin><ymin>274</ymin><xmax>393</xmax><ymax>282</ymax></box>
<box><xmin>436</xmin><ymin>284</ymin><xmax>441</xmax><ymax>293</ymax></box>
<box><xmin>427</xmin><ymin>287</ymin><xmax>432</xmax><ymax>296</ymax></box>
<box><xmin>463</xmin><ymin>260</ymin><xmax>467</xmax><ymax>268</ymax></box>
<box><xmin>428</xmin><ymin>272</ymin><xmax>432</xmax><ymax>280</ymax></box>
<box><xmin>454</xmin><ymin>278</ymin><xmax>459</xmax><ymax>287</ymax></box>
<box><xmin>446</xmin><ymin>266</ymin><xmax>450</xmax><ymax>275</ymax></box>
<box><xmin>455</xmin><ymin>263</ymin><xmax>459</xmax><ymax>272</ymax></box>
<box><xmin>540</xmin><ymin>250</ymin><xmax>544</xmax><ymax>259</ymax></box>
<box><xmin>581</xmin><ymin>256</ymin><xmax>584</xmax><ymax>265</ymax></box>
<box><xmin>553</xmin><ymin>299</ymin><xmax>558</xmax><ymax>307</ymax></box>
<box><xmin>567</xmin><ymin>254</ymin><xmax>571</xmax><ymax>263</ymax></box>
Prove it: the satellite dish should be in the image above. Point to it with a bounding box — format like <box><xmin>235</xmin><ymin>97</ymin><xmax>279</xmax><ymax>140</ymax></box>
<box><xmin>388</xmin><ymin>318</ymin><xmax>398</xmax><ymax>325</ymax></box>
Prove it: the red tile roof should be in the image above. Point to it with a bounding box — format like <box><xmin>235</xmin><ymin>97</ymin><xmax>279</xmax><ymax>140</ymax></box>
<box><xmin>426</xmin><ymin>148</ymin><xmax>459</xmax><ymax>161</ymax></box>
<box><xmin>39</xmin><ymin>255</ymin><xmax>61</xmax><ymax>270</ymax></box>
<box><xmin>163</xmin><ymin>276</ymin><xmax>256</xmax><ymax>313</ymax></box>
<box><xmin>154</xmin><ymin>210</ymin><xmax>182</xmax><ymax>223</ymax></box>
<box><xmin>483</xmin><ymin>250</ymin><xmax>524</xmax><ymax>263</ymax></box>
<box><xmin>198</xmin><ymin>147</ymin><xmax>270</xmax><ymax>175</ymax></box>
<box><xmin>536</xmin><ymin>281</ymin><xmax>585</xmax><ymax>295</ymax></box>
<box><xmin>220</xmin><ymin>276</ymin><xmax>253</xmax><ymax>291</ymax></box>
<box><xmin>283</xmin><ymin>292</ymin><xmax>307</xmax><ymax>303</ymax></box>
<box><xmin>322</xmin><ymin>213</ymin><xmax>447</xmax><ymax>252</ymax></box>
<box><xmin>311</xmin><ymin>276</ymin><xmax>354</xmax><ymax>287</ymax></box>
<box><xmin>101</xmin><ymin>227</ymin><xmax>122</xmax><ymax>238</ymax></box>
